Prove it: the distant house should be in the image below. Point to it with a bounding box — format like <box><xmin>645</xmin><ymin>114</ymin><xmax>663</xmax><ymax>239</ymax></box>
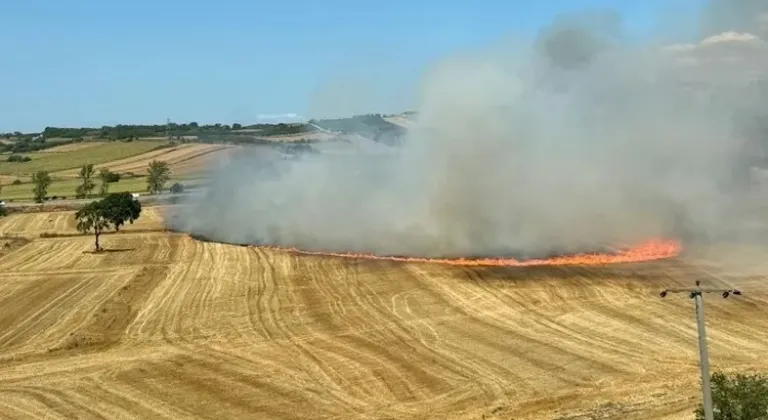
<box><xmin>131</xmin><ymin>193</ymin><xmax>140</xmax><ymax>199</ymax></box>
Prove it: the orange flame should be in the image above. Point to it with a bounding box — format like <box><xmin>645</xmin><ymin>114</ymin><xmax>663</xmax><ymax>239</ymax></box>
<box><xmin>253</xmin><ymin>239</ymin><xmax>682</xmax><ymax>267</ymax></box>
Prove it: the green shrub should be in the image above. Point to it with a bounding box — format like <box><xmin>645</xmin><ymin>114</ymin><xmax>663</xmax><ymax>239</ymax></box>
<box><xmin>696</xmin><ymin>371</ymin><xmax>768</xmax><ymax>420</ymax></box>
<box><xmin>7</xmin><ymin>154</ymin><xmax>31</xmax><ymax>162</ymax></box>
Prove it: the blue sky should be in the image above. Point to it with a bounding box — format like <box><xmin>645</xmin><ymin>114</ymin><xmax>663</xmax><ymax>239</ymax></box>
<box><xmin>1</xmin><ymin>0</ymin><xmax>705</xmax><ymax>132</ymax></box>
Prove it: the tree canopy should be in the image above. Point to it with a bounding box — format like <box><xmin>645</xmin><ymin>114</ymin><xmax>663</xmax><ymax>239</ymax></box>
<box><xmin>31</xmin><ymin>170</ymin><xmax>52</xmax><ymax>203</ymax></box>
<box><xmin>146</xmin><ymin>160</ymin><xmax>171</xmax><ymax>194</ymax></box>
<box><xmin>74</xmin><ymin>193</ymin><xmax>143</xmax><ymax>250</ymax></box>
<box><xmin>100</xmin><ymin>192</ymin><xmax>142</xmax><ymax>231</ymax></box>
<box><xmin>696</xmin><ymin>371</ymin><xmax>768</xmax><ymax>420</ymax></box>
<box><xmin>75</xmin><ymin>201</ymin><xmax>111</xmax><ymax>252</ymax></box>
<box><xmin>76</xmin><ymin>164</ymin><xmax>96</xmax><ymax>199</ymax></box>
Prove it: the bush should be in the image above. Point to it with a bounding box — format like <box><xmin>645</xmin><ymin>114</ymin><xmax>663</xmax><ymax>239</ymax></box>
<box><xmin>696</xmin><ymin>371</ymin><xmax>768</xmax><ymax>419</ymax></box>
<box><xmin>0</xmin><ymin>206</ymin><xmax>6</xmax><ymax>217</ymax></box>
<box><xmin>170</xmin><ymin>183</ymin><xmax>184</xmax><ymax>194</ymax></box>
<box><xmin>7</xmin><ymin>154</ymin><xmax>31</xmax><ymax>162</ymax></box>
<box><xmin>11</xmin><ymin>179</ymin><xmax>21</xmax><ymax>185</ymax></box>
<box><xmin>103</xmin><ymin>171</ymin><xmax>121</xmax><ymax>183</ymax></box>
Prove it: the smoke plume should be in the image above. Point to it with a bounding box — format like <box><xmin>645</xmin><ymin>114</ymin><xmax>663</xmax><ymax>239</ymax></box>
<box><xmin>169</xmin><ymin>3</ymin><xmax>768</xmax><ymax>259</ymax></box>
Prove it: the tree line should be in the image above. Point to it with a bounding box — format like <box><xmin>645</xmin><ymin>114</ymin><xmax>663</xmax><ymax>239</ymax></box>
<box><xmin>25</xmin><ymin>159</ymin><xmax>175</xmax><ymax>203</ymax></box>
<box><xmin>0</xmin><ymin>136</ymin><xmax>80</xmax><ymax>154</ymax></box>
<box><xmin>38</xmin><ymin>122</ymin><xmax>310</xmax><ymax>140</ymax></box>
<box><xmin>4</xmin><ymin>113</ymin><xmax>412</xmax><ymax>143</ymax></box>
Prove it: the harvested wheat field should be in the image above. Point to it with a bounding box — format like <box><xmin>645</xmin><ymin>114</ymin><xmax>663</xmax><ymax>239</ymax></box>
<box><xmin>53</xmin><ymin>144</ymin><xmax>234</xmax><ymax>178</ymax></box>
<box><xmin>38</xmin><ymin>142</ymin><xmax>106</xmax><ymax>153</ymax></box>
<box><xmin>0</xmin><ymin>207</ymin><xmax>166</xmax><ymax>238</ymax></box>
<box><xmin>0</xmin><ymin>209</ymin><xmax>767</xmax><ymax>419</ymax></box>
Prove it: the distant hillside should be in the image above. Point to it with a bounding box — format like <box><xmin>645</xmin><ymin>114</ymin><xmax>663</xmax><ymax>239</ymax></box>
<box><xmin>1</xmin><ymin>112</ymin><xmax>418</xmax><ymax>151</ymax></box>
<box><xmin>310</xmin><ymin>114</ymin><xmax>408</xmax><ymax>146</ymax></box>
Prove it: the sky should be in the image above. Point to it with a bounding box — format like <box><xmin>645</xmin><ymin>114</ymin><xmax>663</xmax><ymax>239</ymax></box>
<box><xmin>0</xmin><ymin>0</ymin><xmax>707</xmax><ymax>133</ymax></box>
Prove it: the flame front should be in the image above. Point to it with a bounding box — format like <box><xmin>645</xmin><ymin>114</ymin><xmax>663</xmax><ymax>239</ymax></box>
<box><xmin>253</xmin><ymin>239</ymin><xmax>682</xmax><ymax>267</ymax></box>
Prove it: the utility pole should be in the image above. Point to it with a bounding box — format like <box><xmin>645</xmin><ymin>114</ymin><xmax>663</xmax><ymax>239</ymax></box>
<box><xmin>166</xmin><ymin>117</ymin><xmax>171</xmax><ymax>140</ymax></box>
<box><xmin>659</xmin><ymin>281</ymin><xmax>742</xmax><ymax>420</ymax></box>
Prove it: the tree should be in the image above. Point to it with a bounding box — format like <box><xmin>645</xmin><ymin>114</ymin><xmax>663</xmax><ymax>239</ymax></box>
<box><xmin>100</xmin><ymin>192</ymin><xmax>142</xmax><ymax>232</ymax></box>
<box><xmin>146</xmin><ymin>160</ymin><xmax>171</xmax><ymax>194</ymax></box>
<box><xmin>170</xmin><ymin>182</ymin><xmax>184</xmax><ymax>194</ymax></box>
<box><xmin>695</xmin><ymin>371</ymin><xmax>768</xmax><ymax>420</ymax></box>
<box><xmin>75</xmin><ymin>201</ymin><xmax>111</xmax><ymax>251</ymax></box>
<box><xmin>31</xmin><ymin>170</ymin><xmax>52</xmax><ymax>203</ymax></box>
<box><xmin>99</xmin><ymin>169</ymin><xmax>110</xmax><ymax>196</ymax></box>
<box><xmin>76</xmin><ymin>164</ymin><xmax>96</xmax><ymax>198</ymax></box>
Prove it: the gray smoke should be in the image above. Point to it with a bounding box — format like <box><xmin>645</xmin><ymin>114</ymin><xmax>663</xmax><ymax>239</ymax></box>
<box><xmin>168</xmin><ymin>3</ymin><xmax>768</xmax><ymax>259</ymax></box>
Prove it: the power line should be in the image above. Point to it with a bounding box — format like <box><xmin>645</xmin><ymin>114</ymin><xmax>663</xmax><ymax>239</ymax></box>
<box><xmin>659</xmin><ymin>280</ymin><xmax>743</xmax><ymax>420</ymax></box>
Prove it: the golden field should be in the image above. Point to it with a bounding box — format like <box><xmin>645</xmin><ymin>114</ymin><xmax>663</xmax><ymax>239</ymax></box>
<box><xmin>51</xmin><ymin>143</ymin><xmax>235</xmax><ymax>178</ymax></box>
<box><xmin>0</xmin><ymin>208</ymin><xmax>767</xmax><ymax>419</ymax></box>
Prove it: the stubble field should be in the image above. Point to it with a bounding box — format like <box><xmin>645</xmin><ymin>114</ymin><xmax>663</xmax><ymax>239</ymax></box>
<box><xmin>0</xmin><ymin>208</ymin><xmax>767</xmax><ymax>419</ymax></box>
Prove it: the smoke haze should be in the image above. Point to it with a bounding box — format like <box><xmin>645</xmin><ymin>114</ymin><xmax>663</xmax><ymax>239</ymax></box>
<box><xmin>169</xmin><ymin>2</ymin><xmax>768</xmax><ymax>259</ymax></box>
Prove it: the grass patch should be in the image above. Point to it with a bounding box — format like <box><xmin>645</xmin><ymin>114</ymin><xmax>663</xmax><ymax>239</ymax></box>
<box><xmin>0</xmin><ymin>140</ymin><xmax>169</xmax><ymax>176</ymax></box>
<box><xmin>0</xmin><ymin>176</ymin><xmax>205</xmax><ymax>201</ymax></box>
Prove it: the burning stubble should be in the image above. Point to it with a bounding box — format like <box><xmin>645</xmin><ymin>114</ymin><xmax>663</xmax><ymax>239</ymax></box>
<box><xmin>169</xmin><ymin>4</ymin><xmax>768</xmax><ymax>260</ymax></box>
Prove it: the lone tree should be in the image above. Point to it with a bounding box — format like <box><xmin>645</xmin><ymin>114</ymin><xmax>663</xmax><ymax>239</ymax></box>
<box><xmin>99</xmin><ymin>168</ymin><xmax>110</xmax><ymax>196</ymax></box>
<box><xmin>31</xmin><ymin>170</ymin><xmax>52</xmax><ymax>203</ymax></box>
<box><xmin>696</xmin><ymin>371</ymin><xmax>768</xmax><ymax>419</ymax></box>
<box><xmin>100</xmin><ymin>192</ymin><xmax>142</xmax><ymax>232</ymax></box>
<box><xmin>76</xmin><ymin>164</ymin><xmax>96</xmax><ymax>198</ymax></box>
<box><xmin>146</xmin><ymin>160</ymin><xmax>171</xmax><ymax>194</ymax></box>
<box><xmin>75</xmin><ymin>201</ymin><xmax>111</xmax><ymax>252</ymax></box>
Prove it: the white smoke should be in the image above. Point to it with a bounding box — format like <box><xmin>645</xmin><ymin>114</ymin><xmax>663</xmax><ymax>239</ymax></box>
<box><xmin>169</xmin><ymin>3</ymin><xmax>768</xmax><ymax>259</ymax></box>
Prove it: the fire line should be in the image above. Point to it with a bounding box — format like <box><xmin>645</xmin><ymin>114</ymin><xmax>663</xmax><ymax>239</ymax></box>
<box><xmin>253</xmin><ymin>239</ymin><xmax>682</xmax><ymax>267</ymax></box>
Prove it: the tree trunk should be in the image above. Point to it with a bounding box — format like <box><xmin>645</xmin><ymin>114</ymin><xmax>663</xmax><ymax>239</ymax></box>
<box><xmin>95</xmin><ymin>231</ymin><xmax>101</xmax><ymax>252</ymax></box>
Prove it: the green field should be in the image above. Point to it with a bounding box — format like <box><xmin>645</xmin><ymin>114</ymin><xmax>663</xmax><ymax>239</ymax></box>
<box><xmin>0</xmin><ymin>140</ymin><xmax>169</xmax><ymax>176</ymax></box>
<box><xmin>0</xmin><ymin>175</ymin><xmax>204</xmax><ymax>201</ymax></box>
